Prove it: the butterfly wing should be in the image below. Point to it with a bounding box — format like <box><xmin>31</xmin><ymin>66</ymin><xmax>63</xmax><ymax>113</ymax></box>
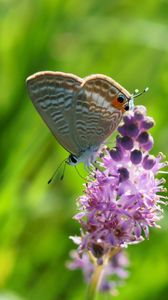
<box><xmin>73</xmin><ymin>74</ymin><xmax>130</xmax><ymax>149</ymax></box>
<box><xmin>26</xmin><ymin>71</ymin><xmax>83</xmax><ymax>156</ymax></box>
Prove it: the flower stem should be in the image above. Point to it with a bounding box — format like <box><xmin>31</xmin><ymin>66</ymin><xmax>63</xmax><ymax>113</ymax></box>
<box><xmin>86</xmin><ymin>263</ymin><xmax>104</xmax><ymax>300</ymax></box>
<box><xmin>85</xmin><ymin>247</ymin><xmax>121</xmax><ymax>300</ymax></box>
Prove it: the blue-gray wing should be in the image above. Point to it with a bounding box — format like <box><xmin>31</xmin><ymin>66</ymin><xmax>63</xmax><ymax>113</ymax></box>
<box><xmin>26</xmin><ymin>71</ymin><xmax>83</xmax><ymax>156</ymax></box>
<box><xmin>73</xmin><ymin>75</ymin><xmax>123</xmax><ymax>150</ymax></box>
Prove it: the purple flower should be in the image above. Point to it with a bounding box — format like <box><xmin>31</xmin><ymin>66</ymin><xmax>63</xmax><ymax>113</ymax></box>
<box><xmin>68</xmin><ymin>105</ymin><xmax>167</xmax><ymax>293</ymax></box>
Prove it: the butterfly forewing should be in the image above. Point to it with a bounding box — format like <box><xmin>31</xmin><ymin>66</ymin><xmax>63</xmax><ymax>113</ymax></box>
<box><xmin>27</xmin><ymin>71</ymin><xmax>83</xmax><ymax>156</ymax></box>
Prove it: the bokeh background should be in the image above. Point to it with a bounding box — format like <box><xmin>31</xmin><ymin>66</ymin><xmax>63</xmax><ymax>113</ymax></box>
<box><xmin>1</xmin><ymin>0</ymin><xmax>168</xmax><ymax>299</ymax></box>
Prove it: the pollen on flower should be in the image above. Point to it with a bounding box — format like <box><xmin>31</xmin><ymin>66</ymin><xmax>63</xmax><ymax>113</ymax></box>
<box><xmin>68</xmin><ymin>105</ymin><xmax>167</xmax><ymax>294</ymax></box>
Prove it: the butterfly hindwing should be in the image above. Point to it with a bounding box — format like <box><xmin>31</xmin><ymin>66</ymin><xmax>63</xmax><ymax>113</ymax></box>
<box><xmin>73</xmin><ymin>75</ymin><xmax>124</xmax><ymax>149</ymax></box>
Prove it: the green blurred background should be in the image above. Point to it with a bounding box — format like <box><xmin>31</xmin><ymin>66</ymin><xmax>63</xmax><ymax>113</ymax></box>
<box><xmin>1</xmin><ymin>0</ymin><xmax>168</xmax><ymax>299</ymax></box>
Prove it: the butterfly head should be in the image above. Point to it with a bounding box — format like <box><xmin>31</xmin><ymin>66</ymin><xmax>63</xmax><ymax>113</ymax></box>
<box><xmin>67</xmin><ymin>145</ymin><xmax>100</xmax><ymax>167</ymax></box>
<box><xmin>67</xmin><ymin>154</ymin><xmax>79</xmax><ymax>166</ymax></box>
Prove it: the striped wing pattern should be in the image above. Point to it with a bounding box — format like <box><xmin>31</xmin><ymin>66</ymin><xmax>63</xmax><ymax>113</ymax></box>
<box><xmin>27</xmin><ymin>71</ymin><xmax>128</xmax><ymax>157</ymax></box>
<box><xmin>74</xmin><ymin>75</ymin><xmax>123</xmax><ymax>149</ymax></box>
<box><xmin>27</xmin><ymin>72</ymin><xmax>83</xmax><ymax>156</ymax></box>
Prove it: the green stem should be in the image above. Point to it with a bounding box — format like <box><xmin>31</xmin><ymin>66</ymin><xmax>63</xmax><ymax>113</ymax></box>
<box><xmin>86</xmin><ymin>263</ymin><xmax>105</xmax><ymax>300</ymax></box>
<box><xmin>85</xmin><ymin>247</ymin><xmax>121</xmax><ymax>300</ymax></box>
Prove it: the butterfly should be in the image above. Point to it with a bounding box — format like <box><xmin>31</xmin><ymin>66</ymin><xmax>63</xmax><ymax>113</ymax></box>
<box><xmin>26</xmin><ymin>71</ymin><xmax>144</xmax><ymax>167</ymax></box>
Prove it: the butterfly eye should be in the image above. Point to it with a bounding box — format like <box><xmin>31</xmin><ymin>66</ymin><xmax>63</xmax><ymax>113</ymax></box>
<box><xmin>117</xmin><ymin>94</ymin><xmax>125</xmax><ymax>103</ymax></box>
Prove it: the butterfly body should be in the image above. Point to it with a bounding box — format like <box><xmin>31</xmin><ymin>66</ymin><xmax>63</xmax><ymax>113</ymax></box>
<box><xmin>26</xmin><ymin>72</ymin><xmax>133</xmax><ymax>166</ymax></box>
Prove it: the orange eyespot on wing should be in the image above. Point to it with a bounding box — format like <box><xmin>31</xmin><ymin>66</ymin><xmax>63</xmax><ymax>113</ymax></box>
<box><xmin>112</xmin><ymin>95</ymin><xmax>130</xmax><ymax>113</ymax></box>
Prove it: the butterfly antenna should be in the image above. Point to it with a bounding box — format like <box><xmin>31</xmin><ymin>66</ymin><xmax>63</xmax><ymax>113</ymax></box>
<box><xmin>74</xmin><ymin>166</ymin><xmax>86</xmax><ymax>180</ymax></box>
<box><xmin>133</xmin><ymin>87</ymin><xmax>149</xmax><ymax>98</ymax></box>
<box><xmin>48</xmin><ymin>158</ymin><xmax>67</xmax><ymax>184</ymax></box>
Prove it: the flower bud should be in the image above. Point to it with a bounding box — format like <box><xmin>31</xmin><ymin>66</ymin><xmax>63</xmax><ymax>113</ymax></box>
<box><xmin>109</xmin><ymin>147</ymin><xmax>123</xmax><ymax>161</ymax></box>
<box><xmin>137</xmin><ymin>131</ymin><xmax>149</xmax><ymax>144</ymax></box>
<box><xmin>134</xmin><ymin>105</ymin><xmax>147</xmax><ymax>116</ymax></box>
<box><xmin>141</xmin><ymin>135</ymin><xmax>154</xmax><ymax>151</ymax></box>
<box><xmin>130</xmin><ymin>150</ymin><xmax>142</xmax><ymax>164</ymax></box>
<box><xmin>134</xmin><ymin>108</ymin><xmax>146</xmax><ymax>122</ymax></box>
<box><xmin>120</xmin><ymin>136</ymin><xmax>134</xmax><ymax>150</ymax></box>
<box><xmin>141</xmin><ymin>117</ymin><xmax>155</xmax><ymax>130</ymax></box>
<box><xmin>143</xmin><ymin>155</ymin><xmax>156</xmax><ymax>170</ymax></box>
<box><xmin>123</xmin><ymin>112</ymin><xmax>133</xmax><ymax>124</ymax></box>
<box><xmin>125</xmin><ymin>123</ymin><xmax>139</xmax><ymax>138</ymax></box>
